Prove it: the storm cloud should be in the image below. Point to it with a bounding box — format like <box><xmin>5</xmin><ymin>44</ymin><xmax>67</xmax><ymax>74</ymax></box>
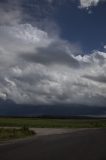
<box><xmin>0</xmin><ymin>0</ymin><xmax>106</xmax><ymax>107</ymax></box>
<box><xmin>20</xmin><ymin>41</ymin><xmax>81</xmax><ymax>68</ymax></box>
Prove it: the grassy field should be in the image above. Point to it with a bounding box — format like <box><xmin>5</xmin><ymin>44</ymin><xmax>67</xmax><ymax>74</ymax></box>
<box><xmin>0</xmin><ymin>127</ymin><xmax>35</xmax><ymax>141</ymax></box>
<box><xmin>0</xmin><ymin>117</ymin><xmax>106</xmax><ymax>128</ymax></box>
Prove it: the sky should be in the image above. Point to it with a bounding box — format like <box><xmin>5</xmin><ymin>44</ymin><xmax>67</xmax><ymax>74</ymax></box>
<box><xmin>0</xmin><ymin>0</ymin><xmax>106</xmax><ymax>116</ymax></box>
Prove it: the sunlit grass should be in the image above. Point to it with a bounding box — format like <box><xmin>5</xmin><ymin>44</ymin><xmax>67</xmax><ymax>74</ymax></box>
<box><xmin>0</xmin><ymin>127</ymin><xmax>35</xmax><ymax>141</ymax></box>
<box><xmin>0</xmin><ymin>118</ymin><xmax>106</xmax><ymax>128</ymax></box>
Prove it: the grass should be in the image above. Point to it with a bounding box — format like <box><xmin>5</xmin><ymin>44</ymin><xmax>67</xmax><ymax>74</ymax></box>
<box><xmin>0</xmin><ymin>127</ymin><xmax>35</xmax><ymax>141</ymax></box>
<box><xmin>0</xmin><ymin>117</ymin><xmax>106</xmax><ymax>128</ymax></box>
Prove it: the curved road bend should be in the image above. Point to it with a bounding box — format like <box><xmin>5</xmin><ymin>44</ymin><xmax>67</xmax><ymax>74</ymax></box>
<box><xmin>0</xmin><ymin>128</ymin><xmax>106</xmax><ymax>160</ymax></box>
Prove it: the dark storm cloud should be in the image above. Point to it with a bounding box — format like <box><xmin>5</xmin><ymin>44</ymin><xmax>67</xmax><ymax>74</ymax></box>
<box><xmin>83</xmin><ymin>75</ymin><xmax>106</xmax><ymax>83</ymax></box>
<box><xmin>20</xmin><ymin>41</ymin><xmax>80</xmax><ymax>68</ymax></box>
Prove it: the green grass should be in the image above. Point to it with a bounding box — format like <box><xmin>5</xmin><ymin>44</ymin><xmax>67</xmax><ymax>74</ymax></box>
<box><xmin>0</xmin><ymin>127</ymin><xmax>35</xmax><ymax>141</ymax></box>
<box><xmin>0</xmin><ymin>117</ymin><xmax>106</xmax><ymax>128</ymax></box>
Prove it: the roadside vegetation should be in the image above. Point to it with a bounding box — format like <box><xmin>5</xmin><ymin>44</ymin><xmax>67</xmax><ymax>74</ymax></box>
<box><xmin>0</xmin><ymin>117</ymin><xmax>106</xmax><ymax>128</ymax></box>
<box><xmin>0</xmin><ymin>127</ymin><xmax>35</xmax><ymax>141</ymax></box>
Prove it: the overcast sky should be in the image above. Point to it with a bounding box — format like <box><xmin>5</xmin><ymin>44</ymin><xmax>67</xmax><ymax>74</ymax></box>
<box><xmin>0</xmin><ymin>0</ymin><xmax>106</xmax><ymax>109</ymax></box>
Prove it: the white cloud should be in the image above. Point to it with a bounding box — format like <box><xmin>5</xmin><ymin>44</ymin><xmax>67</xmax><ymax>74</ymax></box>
<box><xmin>79</xmin><ymin>0</ymin><xmax>105</xmax><ymax>8</ymax></box>
<box><xmin>0</xmin><ymin>21</ymin><xmax>106</xmax><ymax>106</ymax></box>
<box><xmin>104</xmin><ymin>45</ymin><xmax>106</xmax><ymax>49</ymax></box>
<box><xmin>0</xmin><ymin>2</ymin><xmax>106</xmax><ymax>107</ymax></box>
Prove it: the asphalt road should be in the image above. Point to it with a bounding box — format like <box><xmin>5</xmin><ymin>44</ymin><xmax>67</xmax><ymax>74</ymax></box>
<box><xmin>0</xmin><ymin>128</ymin><xmax>106</xmax><ymax>160</ymax></box>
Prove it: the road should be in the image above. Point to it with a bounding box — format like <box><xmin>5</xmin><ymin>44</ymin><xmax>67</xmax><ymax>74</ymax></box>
<box><xmin>0</xmin><ymin>128</ymin><xmax>106</xmax><ymax>160</ymax></box>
